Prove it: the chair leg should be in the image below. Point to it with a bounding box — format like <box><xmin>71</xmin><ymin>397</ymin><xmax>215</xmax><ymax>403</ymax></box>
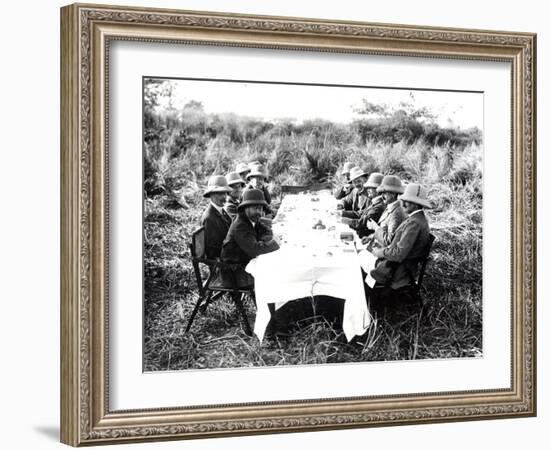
<box><xmin>185</xmin><ymin>291</ymin><xmax>211</xmax><ymax>333</ymax></box>
<box><xmin>414</xmin><ymin>290</ymin><xmax>423</xmax><ymax>307</ymax></box>
<box><xmin>200</xmin><ymin>291</ymin><xmax>223</xmax><ymax>313</ymax></box>
<box><xmin>250</xmin><ymin>291</ymin><xmax>257</xmax><ymax>307</ymax></box>
<box><xmin>410</xmin><ymin>283</ymin><xmax>423</xmax><ymax>307</ymax></box>
<box><xmin>231</xmin><ymin>292</ymin><xmax>253</xmax><ymax>336</ymax></box>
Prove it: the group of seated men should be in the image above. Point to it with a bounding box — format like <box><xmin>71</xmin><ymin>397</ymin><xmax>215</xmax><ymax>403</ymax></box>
<box><xmin>200</xmin><ymin>159</ymin><xmax>432</xmax><ymax>298</ymax></box>
<box><xmin>335</xmin><ymin>163</ymin><xmax>432</xmax><ymax>293</ymax></box>
<box><xmin>200</xmin><ymin>162</ymin><xmax>279</xmax><ymax>287</ymax></box>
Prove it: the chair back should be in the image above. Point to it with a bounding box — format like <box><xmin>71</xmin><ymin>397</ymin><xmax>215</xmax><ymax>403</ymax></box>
<box><xmin>190</xmin><ymin>226</ymin><xmax>206</xmax><ymax>259</ymax></box>
<box><xmin>416</xmin><ymin>233</ymin><xmax>436</xmax><ymax>288</ymax></box>
<box><xmin>189</xmin><ymin>226</ymin><xmax>206</xmax><ymax>295</ymax></box>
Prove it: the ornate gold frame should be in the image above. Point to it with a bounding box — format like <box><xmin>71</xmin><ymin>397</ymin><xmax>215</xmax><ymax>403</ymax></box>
<box><xmin>60</xmin><ymin>3</ymin><xmax>536</xmax><ymax>446</ymax></box>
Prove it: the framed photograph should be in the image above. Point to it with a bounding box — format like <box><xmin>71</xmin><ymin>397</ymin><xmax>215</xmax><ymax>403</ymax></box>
<box><xmin>60</xmin><ymin>3</ymin><xmax>536</xmax><ymax>446</ymax></box>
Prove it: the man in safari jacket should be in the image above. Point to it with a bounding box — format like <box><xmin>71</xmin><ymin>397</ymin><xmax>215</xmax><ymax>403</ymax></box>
<box><xmin>366</xmin><ymin>175</ymin><xmax>406</xmax><ymax>247</ymax></box>
<box><xmin>370</xmin><ymin>183</ymin><xmax>432</xmax><ymax>290</ymax></box>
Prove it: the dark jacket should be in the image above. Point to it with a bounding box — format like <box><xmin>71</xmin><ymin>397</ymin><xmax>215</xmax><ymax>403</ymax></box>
<box><xmin>244</xmin><ymin>184</ymin><xmax>273</xmax><ymax>217</ymax></box>
<box><xmin>200</xmin><ymin>203</ymin><xmax>232</xmax><ymax>259</ymax></box>
<box><xmin>340</xmin><ymin>188</ymin><xmax>369</xmax><ymax>218</ymax></box>
<box><xmin>349</xmin><ymin>195</ymin><xmax>386</xmax><ymax>238</ymax></box>
<box><xmin>223</xmin><ymin>197</ymin><xmax>240</xmax><ymax>220</ymax></box>
<box><xmin>221</xmin><ymin>212</ymin><xmax>279</xmax><ymax>266</ymax></box>
<box><xmin>245</xmin><ymin>184</ymin><xmax>271</xmax><ymax>204</ymax></box>
<box><xmin>381</xmin><ymin>210</ymin><xmax>431</xmax><ymax>289</ymax></box>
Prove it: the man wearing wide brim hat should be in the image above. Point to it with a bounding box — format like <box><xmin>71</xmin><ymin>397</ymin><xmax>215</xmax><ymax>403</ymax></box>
<box><xmin>221</xmin><ymin>189</ymin><xmax>280</xmax><ymax>287</ymax></box>
<box><xmin>338</xmin><ymin>166</ymin><xmax>369</xmax><ymax>218</ymax></box>
<box><xmin>236</xmin><ymin>162</ymin><xmax>250</xmax><ymax>179</ymax></box>
<box><xmin>244</xmin><ymin>163</ymin><xmax>272</xmax><ymax>208</ymax></box>
<box><xmin>364</xmin><ymin>172</ymin><xmax>384</xmax><ymax>190</ymax></box>
<box><xmin>343</xmin><ymin>172</ymin><xmax>386</xmax><ymax>238</ymax></box>
<box><xmin>201</xmin><ymin>175</ymin><xmax>233</xmax><ymax>259</ymax></box>
<box><xmin>366</xmin><ymin>174</ymin><xmax>407</xmax><ymax>247</ymax></box>
<box><xmin>399</xmin><ymin>182</ymin><xmax>432</xmax><ymax>209</ymax></box>
<box><xmin>226</xmin><ymin>171</ymin><xmax>246</xmax><ymax>187</ymax></box>
<box><xmin>334</xmin><ymin>162</ymin><xmax>354</xmax><ymax>200</ymax></box>
<box><xmin>246</xmin><ymin>163</ymin><xmax>268</xmax><ymax>180</ymax></box>
<box><xmin>236</xmin><ymin>188</ymin><xmax>268</xmax><ymax>212</ymax></box>
<box><xmin>376</xmin><ymin>174</ymin><xmax>405</xmax><ymax>195</ymax></box>
<box><xmin>369</xmin><ymin>183</ymin><xmax>432</xmax><ymax>290</ymax></box>
<box><xmin>224</xmin><ymin>172</ymin><xmax>246</xmax><ymax>220</ymax></box>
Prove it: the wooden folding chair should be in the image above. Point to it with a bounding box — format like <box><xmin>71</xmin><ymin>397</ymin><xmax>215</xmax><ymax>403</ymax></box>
<box><xmin>402</xmin><ymin>233</ymin><xmax>436</xmax><ymax>305</ymax></box>
<box><xmin>186</xmin><ymin>226</ymin><xmax>255</xmax><ymax>336</ymax></box>
<box><xmin>370</xmin><ymin>233</ymin><xmax>436</xmax><ymax>310</ymax></box>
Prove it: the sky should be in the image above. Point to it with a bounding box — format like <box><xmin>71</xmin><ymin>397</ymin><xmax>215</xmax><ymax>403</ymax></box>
<box><xmin>148</xmin><ymin>78</ymin><xmax>483</xmax><ymax>130</ymax></box>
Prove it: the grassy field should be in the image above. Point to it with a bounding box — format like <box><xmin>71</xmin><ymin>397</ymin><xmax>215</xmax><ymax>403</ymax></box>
<box><xmin>143</xmin><ymin>106</ymin><xmax>483</xmax><ymax>370</ymax></box>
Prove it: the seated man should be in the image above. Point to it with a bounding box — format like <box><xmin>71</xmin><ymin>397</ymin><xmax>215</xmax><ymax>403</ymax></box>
<box><xmin>245</xmin><ymin>163</ymin><xmax>274</xmax><ymax>217</ymax></box>
<box><xmin>334</xmin><ymin>162</ymin><xmax>354</xmax><ymax>200</ymax></box>
<box><xmin>224</xmin><ymin>171</ymin><xmax>246</xmax><ymax>220</ymax></box>
<box><xmin>245</xmin><ymin>163</ymin><xmax>272</xmax><ymax>205</ymax></box>
<box><xmin>370</xmin><ymin>183</ymin><xmax>432</xmax><ymax>290</ymax></box>
<box><xmin>337</xmin><ymin>166</ymin><xmax>369</xmax><ymax>218</ymax></box>
<box><xmin>363</xmin><ymin>174</ymin><xmax>406</xmax><ymax>247</ymax></box>
<box><xmin>344</xmin><ymin>172</ymin><xmax>385</xmax><ymax>238</ymax></box>
<box><xmin>221</xmin><ymin>189</ymin><xmax>280</xmax><ymax>287</ymax></box>
<box><xmin>236</xmin><ymin>162</ymin><xmax>251</xmax><ymax>181</ymax></box>
<box><xmin>200</xmin><ymin>175</ymin><xmax>233</xmax><ymax>259</ymax></box>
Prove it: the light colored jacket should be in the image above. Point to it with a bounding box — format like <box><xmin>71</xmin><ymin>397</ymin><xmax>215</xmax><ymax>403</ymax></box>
<box><xmin>373</xmin><ymin>200</ymin><xmax>406</xmax><ymax>246</ymax></box>
<box><xmin>382</xmin><ymin>210</ymin><xmax>432</xmax><ymax>289</ymax></box>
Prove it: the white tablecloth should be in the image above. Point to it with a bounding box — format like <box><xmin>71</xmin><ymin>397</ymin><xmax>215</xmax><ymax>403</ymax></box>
<box><xmin>246</xmin><ymin>191</ymin><xmax>372</xmax><ymax>341</ymax></box>
<box><xmin>357</xmin><ymin>248</ymin><xmax>378</xmax><ymax>288</ymax></box>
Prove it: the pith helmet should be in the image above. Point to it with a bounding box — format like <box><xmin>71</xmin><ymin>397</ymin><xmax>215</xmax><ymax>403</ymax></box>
<box><xmin>226</xmin><ymin>171</ymin><xmax>246</xmax><ymax>187</ymax></box>
<box><xmin>399</xmin><ymin>183</ymin><xmax>432</xmax><ymax>208</ymax></box>
<box><xmin>349</xmin><ymin>166</ymin><xmax>368</xmax><ymax>182</ymax></box>
<box><xmin>203</xmin><ymin>175</ymin><xmax>232</xmax><ymax>198</ymax></box>
<box><xmin>376</xmin><ymin>175</ymin><xmax>405</xmax><ymax>194</ymax></box>
<box><xmin>364</xmin><ymin>172</ymin><xmax>384</xmax><ymax>188</ymax></box>
<box><xmin>237</xmin><ymin>189</ymin><xmax>268</xmax><ymax>211</ymax></box>
<box><xmin>236</xmin><ymin>163</ymin><xmax>250</xmax><ymax>176</ymax></box>
<box><xmin>246</xmin><ymin>164</ymin><xmax>268</xmax><ymax>181</ymax></box>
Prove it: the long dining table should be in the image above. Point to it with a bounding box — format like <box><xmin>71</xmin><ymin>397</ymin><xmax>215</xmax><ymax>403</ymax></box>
<box><xmin>245</xmin><ymin>190</ymin><xmax>372</xmax><ymax>341</ymax></box>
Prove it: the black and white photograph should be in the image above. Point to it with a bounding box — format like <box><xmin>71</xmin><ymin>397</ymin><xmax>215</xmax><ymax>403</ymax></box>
<box><xmin>143</xmin><ymin>77</ymin><xmax>483</xmax><ymax>371</ymax></box>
